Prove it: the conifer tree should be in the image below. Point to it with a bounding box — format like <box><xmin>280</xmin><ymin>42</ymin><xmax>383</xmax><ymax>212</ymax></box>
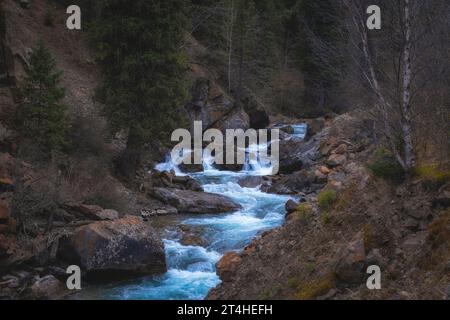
<box><xmin>92</xmin><ymin>0</ymin><xmax>189</xmax><ymax>176</ymax></box>
<box><xmin>18</xmin><ymin>42</ymin><xmax>69</xmax><ymax>154</ymax></box>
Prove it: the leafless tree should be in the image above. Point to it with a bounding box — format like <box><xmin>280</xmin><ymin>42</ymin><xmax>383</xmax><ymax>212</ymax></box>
<box><xmin>340</xmin><ymin>0</ymin><xmax>450</xmax><ymax>170</ymax></box>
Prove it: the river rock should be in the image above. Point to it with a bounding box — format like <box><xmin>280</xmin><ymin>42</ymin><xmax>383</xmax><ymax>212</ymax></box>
<box><xmin>69</xmin><ymin>216</ymin><xmax>166</xmax><ymax>276</ymax></box>
<box><xmin>216</xmin><ymin>252</ymin><xmax>242</xmax><ymax>282</ymax></box>
<box><xmin>149</xmin><ymin>188</ymin><xmax>241</xmax><ymax>214</ymax></box>
<box><xmin>238</xmin><ymin>176</ymin><xmax>264</xmax><ymax>188</ymax></box>
<box><xmin>285</xmin><ymin>200</ymin><xmax>299</xmax><ymax>214</ymax></box>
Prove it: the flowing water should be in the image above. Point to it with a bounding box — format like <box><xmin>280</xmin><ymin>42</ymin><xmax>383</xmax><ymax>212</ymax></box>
<box><xmin>78</xmin><ymin>125</ymin><xmax>306</xmax><ymax>300</ymax></box>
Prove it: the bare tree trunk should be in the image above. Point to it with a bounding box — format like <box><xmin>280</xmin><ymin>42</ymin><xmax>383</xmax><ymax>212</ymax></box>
<box><xmin>227</xmin><ymin>0</ymin><xmax>234</xmax><ymax>94</ymax></box>
<box><xmin>401</xmin><ymin>0</ymin><xmax>415</xmax><ymax>169</ymax></box>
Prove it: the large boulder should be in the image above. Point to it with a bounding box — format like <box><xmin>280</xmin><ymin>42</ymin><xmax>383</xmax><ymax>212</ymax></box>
<box><xmin>278</xmin><ymin>135</ymin><xmax>322</xmax><ymax>174</ymax></box>
<box><xmin>267</xmin><ymin>170</ymin><xmax>320</xmax><ymax>195</ymax></box>
<box><xmin>185</xmin><ymin>78</ymin><xmax>235</xmax><ymax>130</ymax></box>
<box><xmin>69</xmin><ymin>216</ymin><xmax>166</xmax><ymax>276</ymax></box>
<box><xmin>149</xmin><ymin>188</ymin><xmax>241</xmax><ymax>214</ymax></box>
<box><xmin>213</xmin><ymin>107</ymin><xmax>250</xmax><ymax>132</ymax></box>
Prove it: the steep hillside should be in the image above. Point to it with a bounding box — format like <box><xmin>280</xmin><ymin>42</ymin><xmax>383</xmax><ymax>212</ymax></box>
<box><xmin>208</xmin><ymin>113</ymin><xmax>450</xmax><ymax>300</ymax></box>
<box><xmin>3</xmin><ymin>0</ymin><xmax>98</xmax><ymax>115</ymax></box>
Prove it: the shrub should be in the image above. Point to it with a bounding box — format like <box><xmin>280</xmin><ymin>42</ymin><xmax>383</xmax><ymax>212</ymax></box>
<box><xmin>318</xmin><ymin>189</ymin><xmax>337</xmax><ymax>211</ymax></box>
<box><xmin>413</xmin><ymin>165</ymin><xmax>450</xmax><ymax>186</ymax></box>
<box><xmin>44</xmin><ymin>7</ymin><xmax>56</xmax><ymax>27</ymax></box>
<box><xmin>295</xmin><ymin>273</ymin><xmax>336</xmax><ymax>300</ymax></box>
<box><xmin>368</xmin><ymin>148</ymin><xmax>405</xmax><ymax>182</ymax></box>
<box><xmin>321</xmin><ymin>211</ymin><xmax>331</xmax><ymax>224</ymax></box>
<box><xmin>15</xmin><ymin>42</ymin><xmax>69</xmax><ymax>155</ymax></box>
<box><xmin>295</xmin><ymin>203</ymin><xmax>313</xmax><ymax>219</ymax></box>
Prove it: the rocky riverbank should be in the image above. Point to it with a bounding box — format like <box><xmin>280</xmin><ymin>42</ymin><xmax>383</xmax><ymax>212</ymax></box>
<box><xmin>208</xmin><ymin>112</ymin><xmax>450</xmax><ymax>300</ymax></box>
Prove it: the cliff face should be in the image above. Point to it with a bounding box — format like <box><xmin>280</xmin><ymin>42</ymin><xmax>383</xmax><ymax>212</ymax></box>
<box><xmin>208</xmin><ymin>113</ymin><xmax>450</xmax><ymax>300</ymax></box>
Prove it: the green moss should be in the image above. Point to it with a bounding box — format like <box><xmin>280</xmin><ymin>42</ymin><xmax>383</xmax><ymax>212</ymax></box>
<box><xmin>295</xmin><ymin>273</ymin><xmax>336</xmax><ymax>300</ymax></box>
<box><xmin>295</xmin><ymin>203</ymin><xmax>313</xmax><ymax>220</ymax></box>
<box><xmin>287</xmin><ymin>277</ymin><xmax>300</xmax><ymax>289</ymax></box>
<box><xmin>414</xmin><ymin>165</ymin><xmax>450</xmax><ymax>184</ymax></box>
<box><xmin>318</xmin><ymin>189</ymin><xmax>337</xmax><ymax>211</ymax></box>
<box><xmin>321</xmin><ymin>211</ymin><xmax>331</xmax><ymax>224</ymax></box>
<box><xmin>260</xmin><ymin>284</ymin><xmax>281</xmax><ymax>300</ymax></box>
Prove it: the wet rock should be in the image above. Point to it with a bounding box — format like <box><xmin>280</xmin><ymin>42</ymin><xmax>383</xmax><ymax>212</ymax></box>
<box><xmin>280</xmin><ymin>125</ymin><xmax>294</xmax><ymax>134</ymax></box>
<box><xmin>69</xmin><ymin>216</ymin><xmax>166</xmax><ymax>276</ymax></box>
<box><xmin>238</xmin><ymin>176</ymin><xmax>264</xmax><ymax>188</ymax></box>
<box><xmin>149</xmin><ymin>188</ymin><xmax>241</xmax><ymax>214</ymax></box>
<box><xmin>305</xmin><ymin>118</ymin><xmax>325</xmax><ymax>139</ymax></box>
<box><xmin>285</xmin><ymin>200</ymin><xmax>299</xmax><ymax>214</ymax></box>
<box><xmin>216</xmin><ymin>252</ymin><xmax>242</xmax><ymax>282</ymax></box>
<box><xmin>30</xmin><ymin>275</ymin><xmax>65</xmax><ymax>299</ymax></box>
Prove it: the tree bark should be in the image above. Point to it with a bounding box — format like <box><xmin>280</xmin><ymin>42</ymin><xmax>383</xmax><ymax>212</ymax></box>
<box><xmin>400</xmin><ymin>0</ymin><xmax>415</xmax><ymax>169</ymax></box>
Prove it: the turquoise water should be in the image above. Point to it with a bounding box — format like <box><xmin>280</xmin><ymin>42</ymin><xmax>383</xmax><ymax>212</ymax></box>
<box><xmin>80</xmin><ymin>126</ymin><xmax>305</xmax><ymax>300</ymax></box>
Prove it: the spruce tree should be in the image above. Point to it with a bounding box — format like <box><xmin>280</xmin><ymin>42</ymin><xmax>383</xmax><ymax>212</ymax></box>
<box><xmin>18</xmin><ymin>42</ymin><xmax>69</xmax><ymax>154</ymax></box>
<box><xmin>92</xmin><ymin>0</ymin><xmax>189</xmax><ymax>176</ymax></box>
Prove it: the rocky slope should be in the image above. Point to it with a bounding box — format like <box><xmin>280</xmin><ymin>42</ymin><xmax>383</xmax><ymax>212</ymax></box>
<box><xmin>208</xmin><ymin>113</ymin><xmax>450</xmax><ymax>300</ymax></box>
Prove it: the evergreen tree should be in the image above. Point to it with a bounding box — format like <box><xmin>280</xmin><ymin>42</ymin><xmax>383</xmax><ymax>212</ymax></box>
<box><xmin>91</xmin><ymin>0</ymin><xmax>189</xmax><ymax>176</ymax></box>
<box><xmin>17</xmin><ymin>42</ymin><xmax>69</xmax><ymax>154</ymax></box>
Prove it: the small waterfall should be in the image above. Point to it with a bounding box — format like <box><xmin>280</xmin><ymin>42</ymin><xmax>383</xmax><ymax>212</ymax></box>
<box><xmin>83</xmin><ymin>125</ymin><xmax>308</xmax><ymax>300</ymax></box>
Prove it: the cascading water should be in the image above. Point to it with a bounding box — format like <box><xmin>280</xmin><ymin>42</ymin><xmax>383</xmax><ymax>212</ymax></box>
<box><xmin>79</xmin><ymin>124</ymin><xmax>306</xmax><ymax>300</ymax></box>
